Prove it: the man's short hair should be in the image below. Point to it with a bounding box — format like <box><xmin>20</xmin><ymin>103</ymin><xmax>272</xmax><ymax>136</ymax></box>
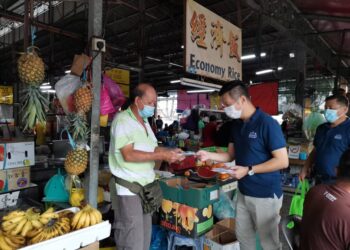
<box><xmin>325</xmin><ymin>95</ymin><xmax>349</xmax><ymax>107</ymax></box>
<box><xmin>333</xmin><ymin>88</ymin><xmax>346</xmax><ymax>96</ymax></box>
<box><xmin>338</xmin><ymin>149</ymin><xmax>350</xmax><ymax>180</ymax></box>
<box><xmin>130</xmin><ymin>83</ymin><xmax>153</xmax><ymax>102</ymax></box>
<box><xmin>218</xmin><ymin>80</ymin><xmax>250</xmax><ymax>100</ymax></box>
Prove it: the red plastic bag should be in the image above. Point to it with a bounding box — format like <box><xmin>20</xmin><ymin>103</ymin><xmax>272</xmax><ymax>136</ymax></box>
<box><xmin>100</xmin><ymin>84</ymin><xmax>116</xmax><ymax>115</ymax></box>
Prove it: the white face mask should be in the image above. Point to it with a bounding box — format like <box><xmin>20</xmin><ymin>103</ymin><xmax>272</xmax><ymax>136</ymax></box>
<box><xmin>224</xmin><ymin>104</ymin><xmax>242</xmax><ymax>119</ymax></box>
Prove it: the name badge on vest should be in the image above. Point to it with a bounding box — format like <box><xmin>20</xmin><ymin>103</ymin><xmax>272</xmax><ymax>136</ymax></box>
<box><xmin>249</xmin><ymin>131</ymin><xmax>257</xmax><ymax>139</ymax></box>
<box><xmin>334</xmin><ymin>134</ymin><xmax>342</xmax><ymax>140</ymax></box>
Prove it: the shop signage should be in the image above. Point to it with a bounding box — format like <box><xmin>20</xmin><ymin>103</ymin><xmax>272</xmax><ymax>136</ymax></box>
<box><xmin>0</xmin><ymin>86</ymin><xmax>13</xmax><ymax>104</ymax></box>
<box><xmin>105</xmin><ymin>68</ymin><xmax>130</xmax><ymax>97</ymax></box>
<box><xmin>185</xmin><ymin>0</ymin><xmax>242</xmax><ymax>82</ymax></box>
<box><xmin>105</xmin><ymin>68</ymin><xmax>130</xmax><ymax>85</ymax></box>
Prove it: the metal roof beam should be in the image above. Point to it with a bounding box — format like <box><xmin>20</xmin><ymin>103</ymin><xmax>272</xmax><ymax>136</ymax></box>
<box><xmin>0</xmin><ymin>8</ymin><xmax>84</xmax><ymax>40</ymax></box>
<box><xmin>302</xmin><ymin>13</ymin><xmax>350</xmax><ymax>23</ymax></box>
<box><xmin>244</xmin><ymin>0</ymin><xmax>348</xmax><ymax>76</ymax></box>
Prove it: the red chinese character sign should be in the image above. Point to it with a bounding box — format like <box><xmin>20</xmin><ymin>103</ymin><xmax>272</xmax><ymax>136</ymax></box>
<box><xmin>185</xmin><ymin>0</ymin><xmax>242</xmax><ymax>82</ymax></box>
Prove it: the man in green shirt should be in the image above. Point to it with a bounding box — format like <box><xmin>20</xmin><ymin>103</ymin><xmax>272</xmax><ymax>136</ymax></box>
<box><xmin>109</xmin><ymin>83</ymin><xmax>184</xmax><ymax>250</ymax></box>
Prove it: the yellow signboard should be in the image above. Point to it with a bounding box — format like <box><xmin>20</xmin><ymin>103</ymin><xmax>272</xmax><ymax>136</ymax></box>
<box><xmin>105</xmin><ymin>68</ymin><xmax>130</xmax><ymax>85</ymax></box>
<box><xmin>0</xmin><ymin>86</ymin><xmax>13</xmax><ymax>104</ymax></box>
<box><xmin>119</xmin><ymin>84</ymin><xmax>130</xmax><ymax>98</ymax></box>
<box><xmin>105</xmin><ymin>68</ymin><xmax>130</xmax><ymax>97</ymax></box>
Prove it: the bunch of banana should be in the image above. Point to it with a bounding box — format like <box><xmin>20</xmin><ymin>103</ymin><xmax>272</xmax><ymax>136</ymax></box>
<box><xmin>1</xmin><ymin>207</ymin><xmax>58</xmax><ymax>237</ymax></box>
<box><xmin>71</xmin><ymin>204</ymin><xmax>102</xmax><ymax>230</ymax></box>
<box><xmin>0</xmin><ymin>230</ymin><xmax>25</xmax><ymax>250</ymax></box>
<box><xmin>27</xmin><ymin>217</ymin><xmax>71</xmax><ymax>245</ymax></box>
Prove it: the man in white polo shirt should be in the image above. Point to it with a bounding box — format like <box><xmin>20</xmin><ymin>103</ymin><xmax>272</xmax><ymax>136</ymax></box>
<box><xmin>109</xmin><ymin>83</ymin><xmax>184</xmax><ymax>250</ymax></box>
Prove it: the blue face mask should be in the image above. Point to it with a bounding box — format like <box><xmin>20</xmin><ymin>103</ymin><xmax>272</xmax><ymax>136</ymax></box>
<box><xmin>139</xmin><ymin>104</ymin><xmax>155</xmax><ymax>118</ymax></box>
<box><xmin>324</xmin><ymin>109</ymin><xmax>339</xmax><ymax>123</ymax></box>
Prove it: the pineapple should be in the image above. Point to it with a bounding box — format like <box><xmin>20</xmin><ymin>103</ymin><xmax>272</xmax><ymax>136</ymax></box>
<box><xmin>64</xmin><ymin>147</ymin><xmax>88</xmax><ymax>175</ymax></box>
<box><xmin>64</xmin><ymin>114</ymin><xmax>90</xmax><ymax>175</ymax></box>
<box><xmin>65</xmin><ymin>82</ymin><xmax>92</xmax><ymax>176</ymax></box>
<box><xmin>17</xmin><ymin>46</ymin><xmax>45</xmax><ymax>86</ymax></box>
<box><xmin>74</xmin><ymin>83</ymin><xmax>93</xmax><ymax>114</ymax></box>
<box><xmin>21</xmin><ymin>85</ymin><xmax>49</xmax><ymax>131</ymax></box>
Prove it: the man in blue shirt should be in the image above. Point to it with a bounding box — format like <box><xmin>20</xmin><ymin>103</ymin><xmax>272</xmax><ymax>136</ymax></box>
<box><xmin>300</xmin><ymin>95</ymin><xmax>350</xmax><ymax>184</ymax></box>
<box><xmin>197</xmin><ymin>81</ymin><xmax>288</xmax><ymax>250</ymax></box>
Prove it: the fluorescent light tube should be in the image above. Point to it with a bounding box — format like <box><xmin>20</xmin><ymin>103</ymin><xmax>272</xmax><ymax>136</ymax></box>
<box><xmin>241</xmin><ymin>52</ymin><xmax>266</xmax><ymax>60</ymax></box>
<box><xmin>170</xmin><ymin>79</ymin><xmax>181</xmax><ymax>84</ymax></box>
<box><xmin>41</xmin><ymin>90</ymin><xmax>56</xmax><ymax>93</ymax></box>
<box><xmin>241</xmin><ymin>54</ymin><xmax>256</xmax><ymax>60</ymax></box>
<box><xmin>255</xmin><ymin>69</ymin><xmax>274</xmax><ymax>75</ymax></box>
<box><xmin>187</xmin><ymin>89</ymin><xmax>215</xmax><ymax>93</ymax></box>
<box><xmin>180</xmin><ymin>78</ymin><xmax>221</xmax><ymax>90</ymax></box>
<box><xmin>146</xmin><ymin>56</ymin><xmax>161</xmax><ymax>62</ymax></box>
<box><xmin>40</xmin><ymin>85</ymin><xmax>52</xmax><ymax>89</ymax></box>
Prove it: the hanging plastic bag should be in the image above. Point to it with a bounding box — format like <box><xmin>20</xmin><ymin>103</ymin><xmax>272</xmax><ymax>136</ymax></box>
<box><xmin>55</xmin><ymin>75</ymin><xmax>81</xmax><ymax>114</ymax></box>
<box><xmin>100</xmin><ymin>114</ymin><xmax>109</xmax><ymax>127</ymax></box>
<box><xmin>288</xmin><ymin>180</ymin><xmax>310</xmax><ymax>228</ymax></box>
<box><xmin>213</xmin><ymin>190</ymin><xmax>236</xmax><ymax>220</ymax></box>
<box><xmin>103</xmin><ymin>74</ymin><xmax>126</xmax><ymax>109</ymax></box>
<box><xmin>303</xmin><ymin>111</ymin><xmax>325</xmax><ymax>140</ymax></box>
<box><xmin>100</xmin><ymin>84</ymin><xmax>116</xmax><ymax>115</ymax></box>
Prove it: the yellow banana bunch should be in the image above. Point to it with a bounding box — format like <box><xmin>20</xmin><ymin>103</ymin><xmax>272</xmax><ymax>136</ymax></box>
<box><xmin>71</xmin><ymin>204</ymin><xmax>102</xmax><ymax>230</ymax></box>
<box><xmin>1</xmin><ymin>207</ymin><xmax>58</xmax><ymax>237</ymax></box>
<box><xmin>28</xmin><ymin>217</ymin><xmax>71</xmax><ymax>245</ymax></box>
<box><xmin>0</xmin><ymin>230</ymin><xmax>25</xmax><ymax>250</ymax></box>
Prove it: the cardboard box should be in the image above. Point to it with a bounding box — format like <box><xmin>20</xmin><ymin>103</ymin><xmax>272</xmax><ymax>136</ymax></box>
<box><xmin>0</xmin><ymin>191</ymin><xmax>20</xmax><ymax>209</ymax></box>
<box><xmin>70</xmin><ymin>54</ymin><xmax>91</xmax><ymax>76</ymax></box>
<box><xmin>6</xmin><ymin>167</ymin><xmax>30</xmax><ymax>191</ymax></box>
<box><xmin>160</xmin><ymin>177</ymin><xmax>219</xmax><ymax>209</ymax></box>
<box><xmin>204</xmin><ymin>219</ymin><xmax>240</xmax><ymax>250</ymax></box>
<box><xmin>0</xmin><ymin>141</ymin><xmax>35</xmax><ymax>169</ymax></box>
<box><xmin>0</xmin><ymin>170</ymin><xmax>6</xmax><ymax>192</ymax></box>
<box><xmin>79</xmin><ymin>242</ymin><xmax>99</xmax><ymax>250</ymax></box>
<box><xmin>160</xmin><ymin>199</ymin><xmax>214</xmax><ymax>238</ymax></box>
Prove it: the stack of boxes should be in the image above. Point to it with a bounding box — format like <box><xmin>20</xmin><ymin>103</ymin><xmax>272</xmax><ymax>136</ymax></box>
<box><xmin>159</xmin><ymin>177</ymin><xmax>219</xmax><ymax>238</ymax></box>
<box><xmin>0</xmin><ymin>141</ymin><xmax>34</xmax><ymax>193</ymax></box>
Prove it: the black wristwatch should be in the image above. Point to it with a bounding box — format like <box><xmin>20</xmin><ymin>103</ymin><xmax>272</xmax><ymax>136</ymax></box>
<box><xmin>248</xmin><ymin>166</ymin><xmax>255</xmax><ymax>176</ymax></box>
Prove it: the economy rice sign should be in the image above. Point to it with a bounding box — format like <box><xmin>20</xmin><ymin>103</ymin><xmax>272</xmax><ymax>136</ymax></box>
<box><xmin>185</xmin><ymin>0</ymin><xmax>242</xmax><ymax>82</ymax></box>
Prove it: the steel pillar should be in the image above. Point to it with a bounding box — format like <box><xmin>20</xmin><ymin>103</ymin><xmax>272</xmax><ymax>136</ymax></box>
<box><xmin>295</xmin><ymin>41</ymin><xmax>306</xmax><ymax>107</ymax></box>
<box><xmin>87</xmin><ymin>0</ymin><xmax>103</xmax><ymax>208</ymax></box>
<box><xmin>138</xmin><ymin>0</ymin><xmax>145</xmax><ymax>82</ymax></box>
<box><xmin>334</xmin><ymin>31</ymin><xmax>346</xmax><ymax>91</ymax></box>
<box><xmin>23</xmin><ymin>0</ymin><xmax>30</xmax><ymax>50</ymax></box>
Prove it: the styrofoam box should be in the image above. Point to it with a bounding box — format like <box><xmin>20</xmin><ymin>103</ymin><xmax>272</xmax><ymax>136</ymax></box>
<box><xmin>0</xmin><ymin>141</ymin><xmax>35</xmax><ymax>169</ymax></box>
<box><xmin>20</xmin><ymin>207</ymin><xmax>111</xmax><ymax>250</ymax></box>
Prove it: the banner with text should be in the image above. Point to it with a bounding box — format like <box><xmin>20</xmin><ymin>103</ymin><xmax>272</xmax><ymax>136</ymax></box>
<box><xmin>0</xmin><ymin>86</ymin><xmax>13</xmax><ymax>104</ymax></box>
<box><xmin>185</xmin><ymin>0</ymin><xmax>242</xmax><ymax>82</ymax></box>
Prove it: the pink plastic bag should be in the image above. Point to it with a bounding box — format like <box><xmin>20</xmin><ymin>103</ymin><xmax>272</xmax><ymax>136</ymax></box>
<box><xmin>103</xmin><ymin>74</ymin><xmax>126</xmax><ymax>109</ymax></box>
<box><xmin>100</xmin><ymin>84</ymin><xmax>116</xmax><ymax>115</ymax></box>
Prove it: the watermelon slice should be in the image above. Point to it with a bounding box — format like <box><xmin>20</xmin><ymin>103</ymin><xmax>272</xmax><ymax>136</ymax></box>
<box><xmin>197</xmin><ymin>166</ymin><xmax>217</xmax><ymax>180</ymax></box>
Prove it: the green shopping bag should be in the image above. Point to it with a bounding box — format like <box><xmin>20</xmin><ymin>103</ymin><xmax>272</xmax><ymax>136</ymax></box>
<box><xmin>287</xmin><ymin>180</ymin><xmax>310</xmax><ymax>229</ymax></box>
